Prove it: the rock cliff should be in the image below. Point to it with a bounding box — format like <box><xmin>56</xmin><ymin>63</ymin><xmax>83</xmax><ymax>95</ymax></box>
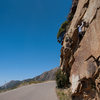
<box><xmin>60</xmin><ymin>0</ymin><xmax>100</xmax><ymax>99</ymax></box>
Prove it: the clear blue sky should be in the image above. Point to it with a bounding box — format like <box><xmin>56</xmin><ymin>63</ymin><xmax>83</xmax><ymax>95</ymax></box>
<box><xmin>0</xmin><ymin>0</ymin><xmax>72</xmax><ymax>86</ymax></box>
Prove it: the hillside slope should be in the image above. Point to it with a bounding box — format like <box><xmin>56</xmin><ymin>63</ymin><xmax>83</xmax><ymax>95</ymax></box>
<box><xmin>32</xmin><ymin>67</ymin><xmax>58</xmax><ymax>81</ymax></box>
<box><xmin>0</xmin><ymin>67</ymin><xmax>58</xmax><ymax>91</ymax></box>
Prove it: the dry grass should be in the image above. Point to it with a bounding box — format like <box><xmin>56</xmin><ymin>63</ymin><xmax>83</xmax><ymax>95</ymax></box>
<box><xmin>18</xmin><ymin>81</ymin><xmax>42</xmax><ymax>87</ymax></box>
<box><xmin>56</xmin><ymin>88</ymin><xmax>72</xmax><ymax>100</ymax></box>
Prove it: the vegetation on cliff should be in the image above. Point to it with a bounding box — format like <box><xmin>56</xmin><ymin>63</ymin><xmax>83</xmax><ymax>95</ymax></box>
<box><xmin>57</xmin><ymin>15</ymin><xmax>72</xmax><ymax>40</ymax></box>
<box><xmin>57</xmin><ymin>0</ymin><xmax>78</xmax><ymax>41</ymax></box>
<box><xmin>57</xmin><ymin>21</ymin><xmax>69</xmax><ymax>39</ymax></box>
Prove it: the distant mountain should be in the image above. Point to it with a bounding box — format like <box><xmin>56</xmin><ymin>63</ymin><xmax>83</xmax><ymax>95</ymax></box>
<box><xmin>0</xmin><ymin>80</ymin><xmax>21</xmax><ymax>91</ymax></box>
<box><xmin>0</xmin><ymin>67</ymin><xmax>58</xmax><ymax>91</ymax></box>
<box><xmin>32</xmin><ymin>67</ymin><xmax>58</xmax><ymax>81</ymax></box>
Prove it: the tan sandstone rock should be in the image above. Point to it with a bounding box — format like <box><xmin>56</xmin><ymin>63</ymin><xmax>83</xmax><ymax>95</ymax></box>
<box><xmin>60</xmin><ymin>0</ymin><xmax>100</xmax><ymax>99</ymax></box>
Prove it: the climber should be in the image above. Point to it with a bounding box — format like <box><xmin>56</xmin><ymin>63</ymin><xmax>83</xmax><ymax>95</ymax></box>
<box><xmin>78</xmin><ymin>21</ymin><xmax>85</xmax><ymax>42</ymax></box>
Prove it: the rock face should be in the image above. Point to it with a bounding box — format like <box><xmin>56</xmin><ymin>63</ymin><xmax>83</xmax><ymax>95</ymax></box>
<box><xmin>60</xmin><ymin>0</ymin><xmax>100</xmax><ymax>99</ymax></box>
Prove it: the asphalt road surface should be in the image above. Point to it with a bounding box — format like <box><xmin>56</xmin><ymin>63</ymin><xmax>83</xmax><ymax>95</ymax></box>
<box><xmin>0</xmin><ymin>81</ymin><xmax>58</xmax><ymax>100</ymax></box>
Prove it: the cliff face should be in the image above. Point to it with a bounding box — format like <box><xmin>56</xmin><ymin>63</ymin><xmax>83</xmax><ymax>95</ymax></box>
<box><xmin>60</xmin><ymin>0</ymin><xmax>100</xmax><ymax>99</ymax></box>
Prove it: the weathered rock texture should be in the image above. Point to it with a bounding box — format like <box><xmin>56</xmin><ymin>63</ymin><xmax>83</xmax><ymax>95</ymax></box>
<box><xmin>60</xmin><ymin>0</ymin><xmax>100</xmax><ymax>99</ymax></box>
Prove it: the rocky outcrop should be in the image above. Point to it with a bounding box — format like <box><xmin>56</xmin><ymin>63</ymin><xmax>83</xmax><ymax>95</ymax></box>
<box><xmin>60</xmin><ymin>0</ymin><xmax>100</xmax><ymax>99</ymax></box>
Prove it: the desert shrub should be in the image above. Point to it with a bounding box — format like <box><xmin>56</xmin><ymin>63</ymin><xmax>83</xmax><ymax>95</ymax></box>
<box><xmin>56</xmin><ymin>69</ymin><xmax>70</xmax><ymax>88</ymax></box>
<box><xmin>56</xmin><ymin>88</ymin><xmax>72</xmax><ymax>100</ymax></box>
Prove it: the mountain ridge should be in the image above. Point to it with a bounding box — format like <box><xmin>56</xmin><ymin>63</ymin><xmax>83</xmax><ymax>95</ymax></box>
<box><xmin>0</xmin><ymin>67</ymin><xmax>58</xmax><ymax>91</ymax></box>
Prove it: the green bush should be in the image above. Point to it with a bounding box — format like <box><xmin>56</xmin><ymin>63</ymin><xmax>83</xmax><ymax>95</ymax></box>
<box><xmin>57</xmin><ymin>21</ymin><xmax>69</xmax><ymax>39</ymax></box>
<box><xmin>57</xmin><ymin>10</ymin><xmax>74</xmax><ymax>40</ymax></box>
<box><xmin>56</xmin><ymin>69</ymin><xmax>70</xmax><ymax>88</ymax></box>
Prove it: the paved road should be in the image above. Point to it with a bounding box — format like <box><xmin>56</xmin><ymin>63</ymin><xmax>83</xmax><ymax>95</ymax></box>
<box><xmin>0</xmin><ymin>81</ymin><xmax>58</xmax><ymax>100</ymax></box>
